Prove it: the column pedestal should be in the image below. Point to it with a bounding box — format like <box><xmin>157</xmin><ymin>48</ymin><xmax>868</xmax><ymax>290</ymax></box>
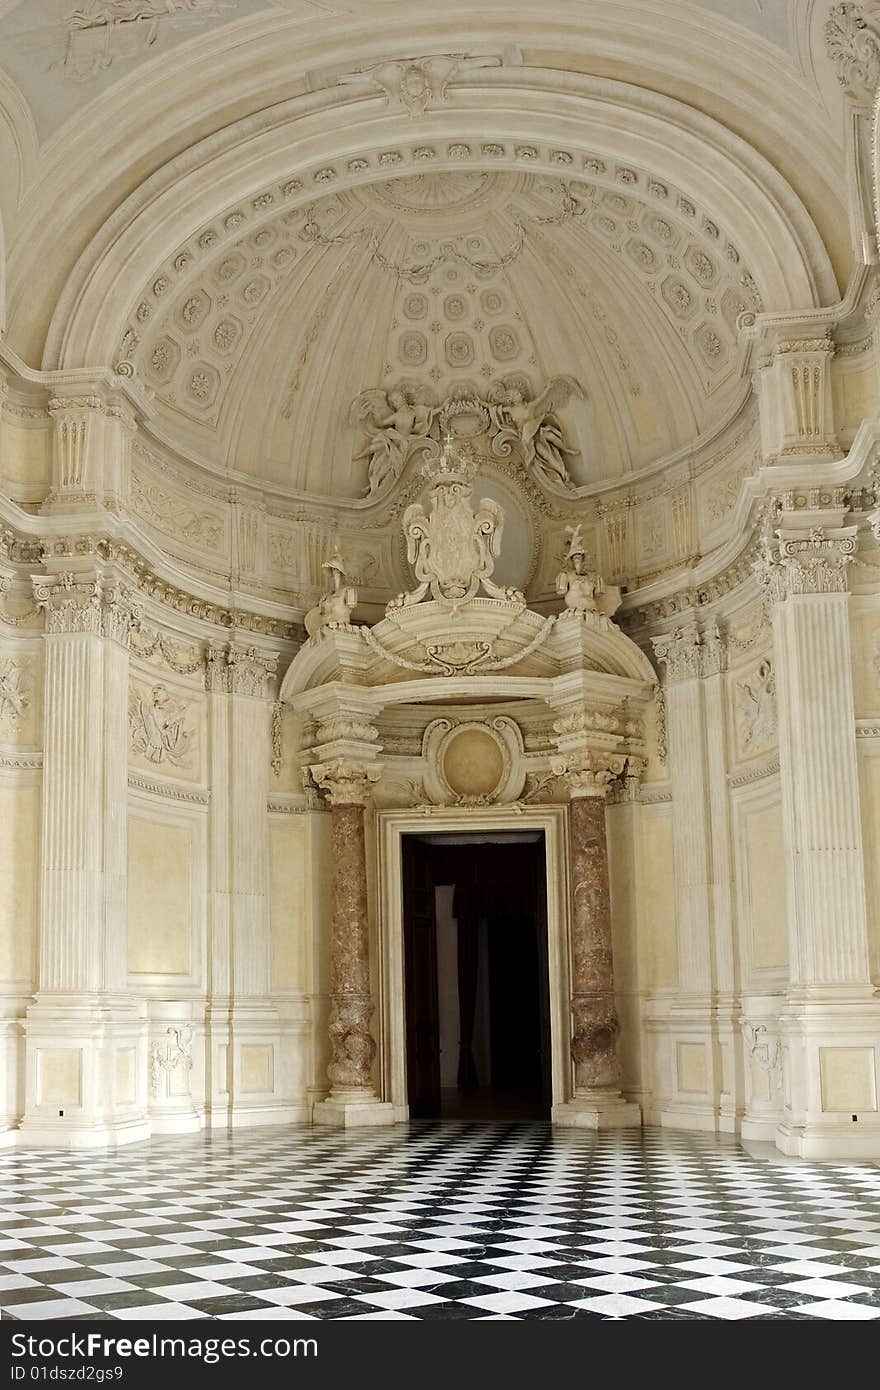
<box><xmin>551</xmin><ymin>773</ymin><xmax>640</xmax><ymax>1130</ymax></box>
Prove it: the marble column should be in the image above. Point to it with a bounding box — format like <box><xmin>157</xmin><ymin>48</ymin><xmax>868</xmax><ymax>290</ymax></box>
<box><xmin>551</xmin><ymin>751</ymin><xmax>640</xmax><ymax>1129</ymax></box>
<box><xmin>310</xmin><ymin>757</ymin><xmax>396</xmax><ymax>1126</ymax></box>
<box><xmin>760</xmin><ymin>519</ymin><xmax>880</xmax><ymax>1158</ymax></box>
<box><xmin>20</xmin><ymin>568</ymin><xmax>149</xmax><ymax>1147</ymax></box>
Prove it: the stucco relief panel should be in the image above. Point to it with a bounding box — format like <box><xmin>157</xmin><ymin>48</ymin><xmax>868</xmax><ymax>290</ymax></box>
<box><xmin>731</xmin><ymin>655</ymin><xmax>777</xmax><ymax>763</ymax></box>
<box><xmin>0</xmin><ymin>653</ymin><xmax>39</xmax><ymax>747</ymax></box>
<box><xmin>128</xmin><ymin>675</ymin><xmax>205</xmax><ymax>786</ymax></box>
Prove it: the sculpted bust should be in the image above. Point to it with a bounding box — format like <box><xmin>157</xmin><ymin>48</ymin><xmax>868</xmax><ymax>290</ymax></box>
<box><xmin>556</xmin><ymin>525</ymin><xmax>621</xmax><ymax>623</ymax></box>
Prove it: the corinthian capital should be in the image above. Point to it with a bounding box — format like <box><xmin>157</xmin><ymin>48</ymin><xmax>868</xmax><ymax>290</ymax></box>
<box><xmin>652</xmin><ymin>621</ymin><xmax>725</xmax><ymax>682</ymax></box>
<box><xmin>226</xmin><ymin>642</ymin><xmax>278</xmax><ymax>698</ymax></box>
<box><xmin>755</xmin><ymin>526</ymin><xmax>857</xmax><ymax>601</ymax></box>
<box><xmin>31</xmin><ymin>570</ymin><xmax>140</xmax><ymax>641</ymax></box>
<box><xmin>310</xmin><ymin>759</ymin><xmax>382</xmax><ymax>806</ymax></box>
<box><xmin>551</xmin><ymin>751</ymin><xmax>626</xmax><ymax>799</ymax></box>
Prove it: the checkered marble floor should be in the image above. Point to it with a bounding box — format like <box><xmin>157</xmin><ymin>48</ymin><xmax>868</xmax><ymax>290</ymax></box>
<box><xmin>2</xmin><ymin>1122</ymin><xmax>880</xmax><ymax>1321</ymax></box>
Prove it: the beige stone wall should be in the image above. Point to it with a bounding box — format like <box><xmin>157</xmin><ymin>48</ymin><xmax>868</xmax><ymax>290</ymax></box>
<box><xmin>0</xmin><ymin>781</ymin><xmax>39</xmax><ymax>986</ymax></box>
<box><xmin>858</xmin><ymin>749</ymin><xmax>880</xmax><ymax>984</ymax></box>
<box><xmin>734</xmin><ymin>791</ymin><xmax>788</xmax><ymax>981</ymax></box>
<box><xmin>269</xmin><ymin>816</ymin><xmax>309</xmax><ymax>992</ymax></box>
<box><xmin>0</xmin><ymin>418</ymin><xmax>51</xmax><ymax>500</ymax></box>
<box><xmin>850</xmin><ymin>604</ymin><xmax>880</xmax><ymax>719</ymax></box>
<box><xmin>832</xmin><ymin>353</ymin><xmax>880</xmax><ymax>444</ymax></box>
<box><xmin>127</xmin><ymin>811</ymin><xmax>196</xmax><ymax>979</ymax></box>
<box><xmin>635</xmin><ymin>806</ymin><xmax>678</xmax><ymax>991</ymax></box>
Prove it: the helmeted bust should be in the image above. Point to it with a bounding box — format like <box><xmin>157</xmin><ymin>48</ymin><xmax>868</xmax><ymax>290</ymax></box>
<box><xmin>556</xmin><ymin>525</ymin><xmax>605</xmax><ymax>613</ymax></box>
<box><xmin>304</xmin><ymin>546</ymin><xmax>358</xmax><ymax>639</ymax></box>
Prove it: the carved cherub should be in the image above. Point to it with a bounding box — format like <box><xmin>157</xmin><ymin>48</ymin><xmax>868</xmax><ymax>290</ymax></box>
<box><xmin>490</xmin><ymin>376</ymin><xmax>584</xmax><ymax>489</ymax></box>
<box><xmin>349</xmin><ymin>385</ymin><xmax>437</xmax><ymax>496</ymax></box>
<box><xmin>304</xmin><ymin>547</ymin><xmax>358</xmax><ymax>639</ymax></box>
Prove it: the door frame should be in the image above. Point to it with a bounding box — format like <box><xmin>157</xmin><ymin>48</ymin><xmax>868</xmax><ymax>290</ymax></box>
<box><xmin>376</xmin><ymin>804</ymin><xmax>571</xmax><ymax>1117</ymax></box>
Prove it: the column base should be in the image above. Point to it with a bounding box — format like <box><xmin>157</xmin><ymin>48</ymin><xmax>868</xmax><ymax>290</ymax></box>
<box><xmin>741</xmin><ymin>1116</ymin><xmax>781</xmax><ymax>1143</ymax></box>
<box><xmin>313</xmin><ymin>1089</ymin><xmax>404</xmax><ymax>1127</ymax></box>
<box><xmin>20</xmin><ymin>996</ymin><xmax>149</xmax><ymax>1150</ymax></box>
<box><xmin>775</xmin><ymin>991</ymin><xmax>880</xmax><ymax>1160</ymax></box>
<box><xmin>775</xmin><ymin>1118</ymin><xmax>880</xmax><ymax>1161</ymax></box>
<box><xmin>552</xmin><ymin>1092</ymin><xmax>642</xmax><ymax>1129</ymax></box>
<box><xmin>16</xmin><ymin>1113</ymin><xmax>151</xmax><ymax>1150</ymax></box>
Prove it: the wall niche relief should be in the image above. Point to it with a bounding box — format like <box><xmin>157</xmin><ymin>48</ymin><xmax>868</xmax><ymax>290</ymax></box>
<box><xmin>421</xmin><ymin>715</ymin><xmax>525</xmax><ymax>806</ymax></box>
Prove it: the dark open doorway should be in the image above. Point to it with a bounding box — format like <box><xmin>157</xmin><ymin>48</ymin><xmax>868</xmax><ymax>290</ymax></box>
<box><xmin>402</xmin><ymin>831</ymin><xmax>551</xmax><ymax>1121</ymax></box>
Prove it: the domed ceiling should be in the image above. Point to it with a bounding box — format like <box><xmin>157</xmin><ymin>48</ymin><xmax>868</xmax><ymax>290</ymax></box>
<box><xmin>118</xmin><ymin>165</ymin><xmax>761</xmax><ymax>501</ymax></box>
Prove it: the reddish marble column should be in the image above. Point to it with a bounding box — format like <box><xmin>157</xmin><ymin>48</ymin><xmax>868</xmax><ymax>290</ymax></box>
<box><xmin>569</xmin><ymin>792</ymin><xmax>621</xmax><ymax>1093</ymax></box>
<box><xmin>326</xmin><ymin>800</ymin><xmax>377</xmax><ymax>1094</ymax></box>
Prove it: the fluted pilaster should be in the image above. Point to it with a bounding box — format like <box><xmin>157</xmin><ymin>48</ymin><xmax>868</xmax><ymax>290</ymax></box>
<box><xmin>757</xmin><ymin>522</ymin><xmax>880</xmax><ymax>1157</ymax></box>
<box><xmin>760</xmin><ymin>530</ymin><xmax>870</xmax><ymax>987</ymax></box>
<box><xmin>652</xmin><ymin>624</ymin><xmax>719</xmax><ymax>996</ymax></box>
<box><xmin>21</xmin><ymin>570</ymin><xmax>148</xmax><ymax>1147</ymax></box>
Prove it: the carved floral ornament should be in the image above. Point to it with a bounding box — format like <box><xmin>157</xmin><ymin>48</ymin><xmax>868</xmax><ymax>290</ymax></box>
<box><xmin>0</xmin><ymin>661</ymin><xmax>31</xmax><ymax>730</ymax></box>
<box><xmin>333</xmin><ymin>53</ymin><xmax>507</xmax><ymax>118</ymax></box>
<box><xmin>825</xmin><ymin>2</ymin><xmax>880</xmax><ymax>102</ymax></box>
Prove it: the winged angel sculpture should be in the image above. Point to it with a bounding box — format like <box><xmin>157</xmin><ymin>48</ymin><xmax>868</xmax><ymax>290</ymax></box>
<box><xmin>488</xmin><ymin>376</ymin><xmax>584</xmax><ymax>489</ymax></box>
<box><xmin>348</xmin><ymin>386</ymin><xmax>437</xmax><ymax>496</ymax></box>
<box><xmin>350</xmin><ymin>375</ymin><xmax>584</xmax><ymax>496</ymax></box>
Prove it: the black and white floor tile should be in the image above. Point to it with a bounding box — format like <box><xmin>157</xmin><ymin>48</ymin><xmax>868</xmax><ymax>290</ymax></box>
<box><xmin>2</xmin><ymin>1123</ymin><xmax>880</xmax><ymax>1321</ymax></box>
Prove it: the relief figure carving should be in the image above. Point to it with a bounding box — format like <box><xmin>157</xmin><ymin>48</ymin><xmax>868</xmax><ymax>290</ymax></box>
<box><xmin>129</xmin><ymin>683</ymin><xmax>194</xmax><ymax>767</ymax></box>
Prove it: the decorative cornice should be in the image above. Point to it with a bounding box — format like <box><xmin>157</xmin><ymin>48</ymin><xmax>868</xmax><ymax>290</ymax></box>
<box><xmin>0</xmin><ymin>751</ymin><xmax>43</xmax><ymax>771</ymax></box>
<box><xmin>772</xmin><ymin>336</ymin><xmax>835</xmax><ymax>356</ymax></box>
<box><xmin>127</xmin><ymin>773</ymin><xmax>210</xmax><ymax>804</ymax></box>
<box><xmin>728</xmin><ymin>754</ymin><xmax>780</xmax><ymax>788</ymax></box>
<box><xmin>267</xmin><ymin>795</ymin><xmax>312</xmax><ymax>814</ymax></box>
<box><xmin>638</xmin><ymin>785</ymin><xmax>672</xmax><ymax>805</ymax></box>
<box><xmin>855</xmin><ymin>720</ymin><xmax>880</xmax><ymax>738</ymax></box>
